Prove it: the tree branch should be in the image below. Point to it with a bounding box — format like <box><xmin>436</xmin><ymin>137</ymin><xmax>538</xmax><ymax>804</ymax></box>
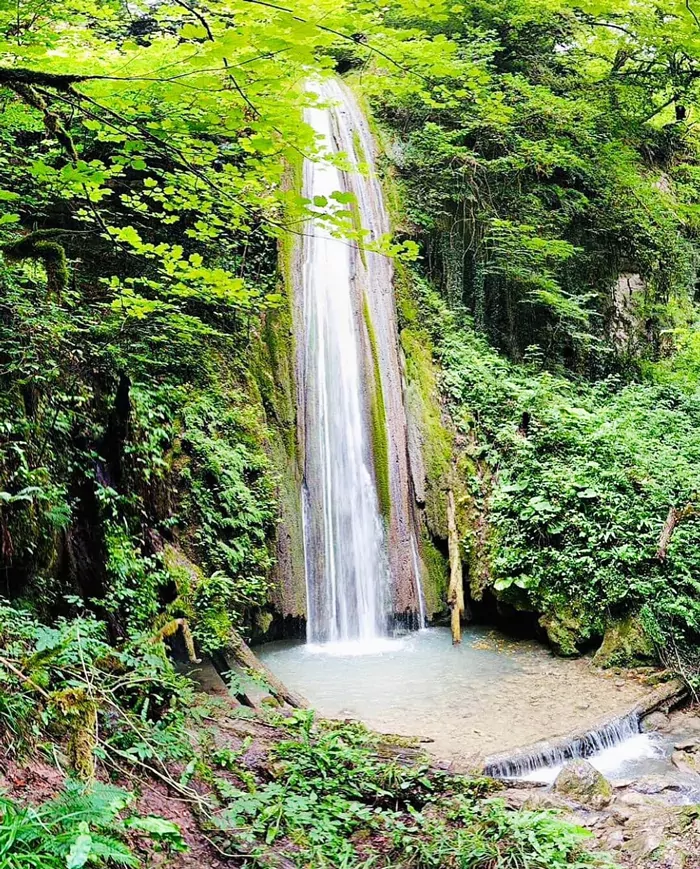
<box><xmin>656</xmin><ymin>503</ymin><xmax>695</xmax><ymax>561</ymax></box>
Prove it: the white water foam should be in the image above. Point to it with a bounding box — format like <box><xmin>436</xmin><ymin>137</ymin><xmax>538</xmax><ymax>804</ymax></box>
<box><xmin>518</xmin><ymin>732</ymin><xmax>665</xmax><ymax>784</ymax></box>
<box><xmin>305</xmin><ymin>637</ymin><xmax>407</xmax><ymax>657</ymax></box>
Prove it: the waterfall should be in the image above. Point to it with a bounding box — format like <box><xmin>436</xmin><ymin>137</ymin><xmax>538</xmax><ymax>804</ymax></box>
<box><xmin>410</xmin><ymin>534</ymin><xmax>427</xmax><ymax>629</ymax></box>
<box><xmin>295</xmin><ymin>79</ymin><xmax>424</xmax><ymax>644</ymax></box>
<box><xmin>483</xmin><ymin>713</ymin><xmax>642</xmax><ymax>780</ymax></box>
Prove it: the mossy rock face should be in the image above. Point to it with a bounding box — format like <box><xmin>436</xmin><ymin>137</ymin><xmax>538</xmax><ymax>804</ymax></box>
<box><xmin>163</xmin><ymin>543</ymin><xmax>204</xmax><ymax>599</ymax></box>
<box><xmin>401</xmin><ymin>326</ymin><xmax>453</xmax><ymax>538</ymax></box>
<box><xmin>593</xmin><ymin>615</ymin><xmax>655</xmax><ymax>669</ymax></box>
<box><xmin>539</xmin><ymin>608</ymin><xmax>586</xmax><ymax>657</ymax></box>
<box><xmin>362</xmin><ymin>293</ymin><xmax>391</xmax><ymax>519</ymax></box>
<box><xmin>421</xmin><ymin>535</ymin><xmax>449</xmax><ymax>617</ymax></box>
<box><xmin>554</xmin><ymin>760</ymin><xmax>613</xmax><ymax>808</ymax></box>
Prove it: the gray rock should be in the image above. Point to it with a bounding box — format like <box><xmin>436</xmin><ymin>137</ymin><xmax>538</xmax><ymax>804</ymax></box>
<box><xmin>678</xmin><ymin>715</ymin><xmax>700</xmax><ymax>734</ymax></box>
<box><xmin>553</xmin><ymin>760</ymin><xmax>613</xmax><ymax>808</ymax></box>
<box><xmin>641</xmin><ymin>711</ymin><xmax>671</xmax><ymax>733</ymax></box>
<box><xmin>624</xmin><ymin>828</ymin><xmax>664</xmax><ymax>859</ymax></box>
<box><xmin>673</xmin><ymin>738</ymin><xmax>699</xmax><ymax>751</ymax></box>
<box><xmin>612</xmin><ymin>805</ymin><xmax>635</xmax><ymax>823</ymax></box>
<box><xmin>602</xmin><ymin>829</ymin><xmax>625</xmax><ymax>849</ymax></box>
<box><xmin>632</xmin><ymin>776</ymin><xmax>684</xmax><ymax>795</ymax></box>
<box><xmin>671</xmin><ymin>750</ymin><xmax>699</xmax><ymax>775</ymax></box>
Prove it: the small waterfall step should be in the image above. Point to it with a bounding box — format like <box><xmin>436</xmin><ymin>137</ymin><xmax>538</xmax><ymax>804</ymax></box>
<box><xmin>484</xmin><ymin>713</ymin><xmax>643</xmax><ymax>781</ymax></box>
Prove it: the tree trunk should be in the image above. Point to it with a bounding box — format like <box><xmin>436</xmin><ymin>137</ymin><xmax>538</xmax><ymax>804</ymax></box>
<box><xmin>656</xmin><ymin>503</ymin><xmax>695</xmax><ymax>561</ymax></box>
<box><xmin>447</xmin><ymin>490</ymin><xmax>465</xmax><ymax>644</ymax></box>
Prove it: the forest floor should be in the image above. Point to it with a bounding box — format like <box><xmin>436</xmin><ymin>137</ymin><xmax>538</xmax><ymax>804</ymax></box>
<box><xmin>3</xmin><ymin>689</ymin><xmax>700</xmax><ymax>868</ymax></box>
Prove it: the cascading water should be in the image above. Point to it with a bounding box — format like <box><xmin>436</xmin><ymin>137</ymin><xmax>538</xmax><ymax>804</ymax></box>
<box><xmin>410</xmin><ymin>534</ymin><xmax>427</xmax><ymax>629</ymax></box>
<box><xmin>483</xmin><ymin>713</ymin><xmax>645</xmax><ymax>780</ymax></box>
<box><xmin>296</xmin><ymin>79</ymin><xmax>424</xmax><ymax>644</ymax></box>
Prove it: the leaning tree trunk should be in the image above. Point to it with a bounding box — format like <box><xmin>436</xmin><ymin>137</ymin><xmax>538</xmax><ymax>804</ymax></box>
<box><xmin>447</xmin><ymin>490</ymin><xmax>465</xmax><ymax>644</ymax></box>
<box><xmin>656</xmin><ymin>503</ymin><xmax>695</xmax><ymax>561</ymax></box>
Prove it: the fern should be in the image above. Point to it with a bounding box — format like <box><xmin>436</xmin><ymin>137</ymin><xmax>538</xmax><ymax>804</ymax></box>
<box><xmin>0</xmin><ymin>782</ymin><xmax>184</xmax><ymax>868</ymax></box>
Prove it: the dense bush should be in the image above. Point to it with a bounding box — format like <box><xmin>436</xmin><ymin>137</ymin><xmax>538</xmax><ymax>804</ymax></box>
<box><xmin>408</xmin><ymin>274</ymin><xmax>700</xmax><ymax>666</ymax></box>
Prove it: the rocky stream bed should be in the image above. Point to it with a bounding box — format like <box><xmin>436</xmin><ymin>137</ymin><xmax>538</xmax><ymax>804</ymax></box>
<box><xmin>499</xmin><ymin>705</ymin><xmax>700</xmax><ymax>868</ymax></box>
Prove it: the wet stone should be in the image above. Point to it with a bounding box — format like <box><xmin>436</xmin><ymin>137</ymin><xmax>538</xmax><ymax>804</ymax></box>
<box><xmin>673</xmin><ymin>738</ymin><xmax>699</xmax><ymax>751</ymax></box>
<box><xmin>553</xmin><ymin>760</ymin><xmax>613</xmax><ymax>809</ymax></box>
<box><xmin>641</xmin><ymin>711</ymin><xmax>671</xmax><ymax>733</ymax></box>
<box><xmin>632</xmin><ymin>776</ymin><xmax>684</xmax><ymax>794</ymax></box>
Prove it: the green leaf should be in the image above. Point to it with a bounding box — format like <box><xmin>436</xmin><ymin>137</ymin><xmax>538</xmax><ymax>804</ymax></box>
<box><xmin>66</xmin><ymin>833</ymin><xmax>93</xmax><ymax>869</ymax></box>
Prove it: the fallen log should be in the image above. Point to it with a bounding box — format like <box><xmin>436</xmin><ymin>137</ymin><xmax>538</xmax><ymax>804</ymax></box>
<box><xmin>228</xmin><ymin>630</ymin><xmax>307</xmax><ymax>709</ymax></box>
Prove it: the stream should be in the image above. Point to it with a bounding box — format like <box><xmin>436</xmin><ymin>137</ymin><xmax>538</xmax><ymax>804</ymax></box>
<box><xmin>258</xmin><ymin>626</ymin><xmax>647</xmax><ymax>761</ymax></box>
<box><xmin>258</xmin><ymin>626</ymin><xmax>700</xmax><ymax>798</ymax></box>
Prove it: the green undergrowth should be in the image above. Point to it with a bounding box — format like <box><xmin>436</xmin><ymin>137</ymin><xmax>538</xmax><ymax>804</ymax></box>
<box><xmin>408</xmin><ymin>271</ymin><xmax>700</xmax><ymax>672</ymax></box>
<box><xmin>0</xmin><ymin>251</ymin><xmax>280</xmax><ymax>653</ymax></box>
<box><xmin>217</xmin><ymin>709</ymin><xmax>612</xmax><ymax>869</ymax></box>
<box><xmin>0</xmin><ymin>782</ymin><xmax>186</xmax><ymax>869</ymax></box>
<box><xmin>0</xmin><ymin>598</ymin><xmax>612</xmax><ymax>869</ymax></box>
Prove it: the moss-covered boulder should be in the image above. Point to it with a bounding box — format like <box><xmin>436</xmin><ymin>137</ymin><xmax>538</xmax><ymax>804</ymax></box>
<box><xmin>540</xmin><ymin>608</ymin><xmax>586</xmax><ymax>657</ymax></box>
<box><xmin>163</xmin><ymin>543</ymin><xmax>204</xmax><ymax>599</ymax></box>
<box><xmin>554</xmin><ymin>760</ymin><xmax>613</xmax><ymax>808</ymax></box>
<box><xmin>593</xmin><ymin>615</ymin><xmax>655</xmax><ymax>669</ymax></box>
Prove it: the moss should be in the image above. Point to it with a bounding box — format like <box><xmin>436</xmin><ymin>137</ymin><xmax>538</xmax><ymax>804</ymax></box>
<box><xmin>164</xmin><ymin>543</ymin><xmax>204</xmax><ymax>596</ymax></box>
<box><xmin>352</xmin><ymin>128</ymin><xmax>367</xmax><ymax>168</ymax></box>
<box><xmin>362</xmin><ymin>293</ymin><xmax>391</xmax><ymax>520</ymax></box>
<box><xmin>3</xmin><ymin>229</ymin><xmax>69</xmax><ymax>297</ymax></box>
<box><xmin>421</xmin><ymin>535</ymin><xmax>449</xmax><ymax>617</ymax></box>
<box><xmin>401</xmin><ymin>326</ymin><xmax>453</xmax><ymax>536</ymax></box>
<box><xmin>540</xmin><ymin>607</ymin><xmax>587</xmax><ymax>657</ymax></box>
<box><xmin>593</xmin><ymin>614</ymin><xmax>655</xmax><ymax>668</ymax></box>
<box><xmin>52</xmin><ymin>687</ymin><xmax>97</xmax><ymax>781</ymax></box>
<box><xmin>553</xmin><ymin>761</ymin><xmax>612</xmax><ymax>809</ymax></box>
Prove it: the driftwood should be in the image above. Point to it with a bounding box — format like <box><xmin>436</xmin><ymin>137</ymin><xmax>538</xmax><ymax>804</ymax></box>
<box><xmin>447</xmin><ymin>490</ymin><xmax>465</xmax><ymax>644</ymax></box>
<box><xmin>228</xmin><ymin>630</ymin><xmax>307</xmax><ymax>709</ymax></box>
<box><xmin>656</xmin><ymin>503</ymin><xmax>695</xmax><ymax>561</ymax></box>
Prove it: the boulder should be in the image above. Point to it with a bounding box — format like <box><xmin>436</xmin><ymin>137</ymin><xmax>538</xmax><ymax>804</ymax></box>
<box><xmin>553</xmin><ymin>760</ymin><xmax>613</xmax><ymax>808</ymax></box>
<box><xmin>671</xmin><ymin>749</ymin><xmax>700</xmax><ymax>776</ymax></box>
<box><xmin>641</xmin><ymin>711</ymin><xmax>671</xmax><ymax>733</ymax></box>
<box><xmin>593</xmin><ymin>615</ymin><xmax>655</xmax><ymax>669</ymax></box>
<box><xmin>540</xmin><ymin>609</ymin><xmax>585</xmax><ymax>657</ymax></box>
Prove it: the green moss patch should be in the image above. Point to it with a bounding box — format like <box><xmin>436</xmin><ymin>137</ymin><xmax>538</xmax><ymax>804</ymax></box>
<box><xmin>362</xmin><ymin>292</ymin><xmax>391</xmax><ymax>520</ymax></box>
